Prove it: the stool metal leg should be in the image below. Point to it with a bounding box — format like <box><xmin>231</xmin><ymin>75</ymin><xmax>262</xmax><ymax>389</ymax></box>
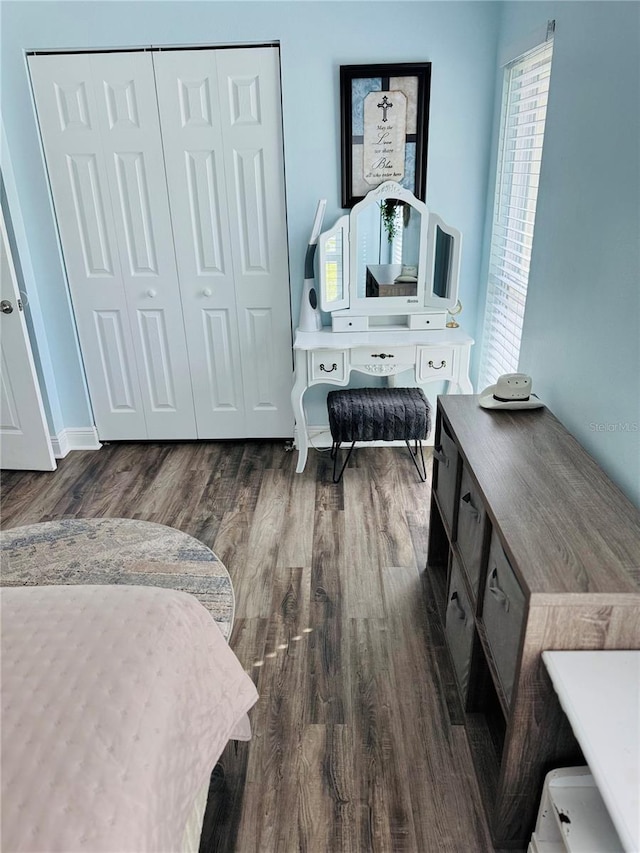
<box><xmin>405</xmin><ymin>439</ymin><xmax>427</xmax><ymax>482</ymax></box>
<box><xmin>332</xmin><ymin>440</ymin><xmax>356</xmax><ymax>483</ymax></box>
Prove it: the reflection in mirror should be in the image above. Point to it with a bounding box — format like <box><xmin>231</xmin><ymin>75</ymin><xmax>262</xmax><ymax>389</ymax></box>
<box><xmin>356</xmin><ymin>200</ymin><xmax>422</xmax><ymax>299</ymax></box>
<box><xmin>323</xmin><ymin>230</ymin><xmax>343</xmax><ymax>304</ymax></box>
<box><xmin>433</xmin><ymin>226</ymin><xmax>453</xmax><ymax>298</ymax></box>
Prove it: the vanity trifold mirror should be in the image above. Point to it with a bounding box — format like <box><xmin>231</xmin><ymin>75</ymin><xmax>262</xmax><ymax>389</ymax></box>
<box><xmin>318</xmin><ymin>181</ymin><xmax>461</xmax><ymax>331</ymax></box>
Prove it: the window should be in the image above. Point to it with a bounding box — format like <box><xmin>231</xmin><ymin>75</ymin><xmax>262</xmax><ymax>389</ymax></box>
<box><xmin>479</xmin><ymin>34</ymin><xmax>554</xmax><ymax>388</ymax></box>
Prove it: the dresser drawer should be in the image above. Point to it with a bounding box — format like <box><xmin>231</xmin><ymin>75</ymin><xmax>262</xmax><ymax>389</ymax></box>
<box><xmin>456</xmin><ymin>465</ymin><xmax>487</xmax><ymax>599</ymax></box>
<box><xmin>350</xmin><ymin>345</ymin><xmax>415</xmax><ymax>369</ymax></box>
<box><xmin>309</xmin><ymin>350</ymin><xmax>347</xmax><ymax>383</ymax></box>
<box><xmin>446</xmin><ymin>556</ymin><xmax>476</xmax><ymax>701</ymax></box>
<box><xmin>482</xmin><ymin>532</ymin><xmax>526</xmax><ymax>705</ymax></box>
<box><xmin>417</xmin><ymin>347</ymin><xmax>455</xmax><ymax>381</ymax></box>
<box><xmin>434</xmin><ymin>418</ymin><xmax>459</xmax><ymax>531</ymax></box>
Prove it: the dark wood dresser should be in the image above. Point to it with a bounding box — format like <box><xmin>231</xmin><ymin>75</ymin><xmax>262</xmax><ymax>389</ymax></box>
<box><xmin>427</xmin><ymin>395</ymin><xmax>640</xmax><ymax>848</ymax></box>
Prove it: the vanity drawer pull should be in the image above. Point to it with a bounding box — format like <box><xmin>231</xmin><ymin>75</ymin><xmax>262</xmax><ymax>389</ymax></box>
<box><xmin>428</xmin><ymin>359</ymin><xmax>447</xmax><ymax>369</ymax></box>
<box><xmin>488</xmin><ymin>567</ymin><xmax>510</xmax><ymax>611</ymax></box>
<box><xmin>371</xmin><ymin>353</ymin><xmax>395</xmax><ymax>359</ymax></box>
<box><xmin>320</xmin><ymin>363</ymin><xmax>338</xmax><ymax>373</ymax></box>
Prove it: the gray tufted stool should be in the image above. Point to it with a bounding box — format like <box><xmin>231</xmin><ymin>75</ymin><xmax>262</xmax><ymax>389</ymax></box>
<box><xmin>327</xmin><ymin>387</ymin><xmax>431</xmax><ymax>483</ymax></box>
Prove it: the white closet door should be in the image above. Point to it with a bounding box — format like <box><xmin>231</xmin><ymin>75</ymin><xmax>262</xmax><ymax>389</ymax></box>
<box><xmin>154</xmin><ymin>47</ymin><xmax>294</xmax><ymax>438</ymax></box>
<box><xmin>217</xmin><ymin>48</ymin><xmax>293</xmax><ymax>437</ymax></box>
<box><xmin>153</xmin><ymin>50</ymin><xmax>245</xmax><ymax>438</ymax></box>
<box><xmin>29</xmin><ymin>52</ymin><xmax>196</xmax><ymax>440</ymax></box>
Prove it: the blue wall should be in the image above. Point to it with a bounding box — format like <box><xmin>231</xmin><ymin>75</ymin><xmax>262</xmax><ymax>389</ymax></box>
<box><xmin>481</xmin><ymin>2</ymin><xmax>640</xmax><ymax>504</ymax></box>
<box><xmin>2</xmin><ymin>1</ymin><xmax>637</xmax><ymax>505</ymax></box>
<box><xmin>0</xmin><ymin>0</ymin><xmax>499</xmax><ymax>430</ymax></box>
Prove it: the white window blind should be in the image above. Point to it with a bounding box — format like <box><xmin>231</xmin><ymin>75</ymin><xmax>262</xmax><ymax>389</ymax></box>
<box><xmin>479</xmin><ymin>36</ymin><xmax>554</xmax><ymax>388</ymax></box>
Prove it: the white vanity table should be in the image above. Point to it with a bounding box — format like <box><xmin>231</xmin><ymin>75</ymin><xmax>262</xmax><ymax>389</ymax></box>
<box><xmin>291</xmin><ymin>326</ymin><xmax>473</xmax><ymax>473</ymax></box>
<box><xmin>291</xmin><ymin>181</ymin><xmax>473</xmax><ymax>473</ymax></box>
<box><xmin>292</xmin><ymin>180</ymin><xmax>473</xmax><ymax>474</ymax></box>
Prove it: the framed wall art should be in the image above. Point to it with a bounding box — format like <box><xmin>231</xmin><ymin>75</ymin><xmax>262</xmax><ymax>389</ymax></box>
<box><xmin>340</xmin><ymin>62</ymin><xmax>431</xmax><ymax>208</ymax></box>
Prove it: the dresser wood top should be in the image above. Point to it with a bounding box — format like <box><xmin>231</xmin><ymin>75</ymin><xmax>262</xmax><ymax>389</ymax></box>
<box><xmin>439</xmin><ymin>395</ymin><xmax>640</xmax><ymax>597</ymax></box>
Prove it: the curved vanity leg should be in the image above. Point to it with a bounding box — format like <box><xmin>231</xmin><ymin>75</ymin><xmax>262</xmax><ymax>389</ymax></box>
<box><xmin>295</xmin><ymin>434</ymin><xmax>308</xmax><ymax>473</ymax></box>
<box><xmin>291</xmin><ymin>353</ymin><xmax>309</xmax><ymax>474</ymax></box>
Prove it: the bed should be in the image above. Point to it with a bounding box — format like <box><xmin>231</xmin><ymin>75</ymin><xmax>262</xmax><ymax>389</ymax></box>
<box><xmin>0</xmin><ymin>584</ymin><xmax>258</xmax><ymax>852</ymax></box>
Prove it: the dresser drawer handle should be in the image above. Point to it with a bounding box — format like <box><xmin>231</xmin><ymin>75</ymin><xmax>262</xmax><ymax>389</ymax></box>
<box><xmin>434</xmin><ymin>446</ymin><xmax>448</xmax><ymax>467</ymax></box>
<box><xmin>449</xmin><ymin>590</ymin><xmax>467</xmax><ymax>623</ymax></box>
<box><xmin>428</xmin><ymin>359</ymin><xmax>447</xmax><ymax>369</ymax></box>
<box><xmin>461</xmin><ymin>492</ymin><xmax>480</xmax><ymax>522</ymax></box>
<box><xmin>319</xmin><ymin>363</ymin><xmax>338</xmax><ymax>373</ymax></box>
<box><xmin>371</xmin><ymin>353</ymin><xmax>395</xmax><ymax>359</ymax></box>
<box><xmin>488</xmin><ymin>567</ymin><xmax>510</xmax><ymax>612</ymax></box>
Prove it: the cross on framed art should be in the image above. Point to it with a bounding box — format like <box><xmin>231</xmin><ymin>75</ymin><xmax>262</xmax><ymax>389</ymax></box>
<box><xmin>340</xmin><ymin>62</ymin><xmax>432</xmax><ymax>208</ymax></box>
<box><xmin>377</xmin><ymin>95</ymin><xmax>394</xmax><ymax>122</ymax></box>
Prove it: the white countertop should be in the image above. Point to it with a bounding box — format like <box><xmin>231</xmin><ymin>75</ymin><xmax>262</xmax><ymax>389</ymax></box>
<box><xmin>543</xmin><ymin>650</ymin><xmax>640</xmax><ymax>853</ymax></box>
<box><xmin>293</xmin><ymin>326</ymin><xmax>474</xmax><ymax>350</ymax></box>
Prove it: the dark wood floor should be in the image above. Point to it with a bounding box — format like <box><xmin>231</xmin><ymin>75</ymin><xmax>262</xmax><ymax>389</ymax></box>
<box><xmin>1</xmin><ymin>441</ymin><xmax>497</xmax><ymax>852</ymax></box>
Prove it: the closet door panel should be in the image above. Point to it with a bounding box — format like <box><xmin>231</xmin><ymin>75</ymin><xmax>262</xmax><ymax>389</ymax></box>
<box><xmin>153</xmin><ymin>50</ymin><xmax>246</xmax><ymax>437</ymax></box>
<box><xmin>89</xmin><ymin>52</ymin><xmax>196</xmax><ymax>439</ymax></box>
<box><xmin>216</xmin><ymin>47</ymin><xmax>294</xmax><ymax>437</ymax></box>
<box><xmin>201</xmin><ymin>309</ymin><xmax>242</xmax><ymax>413</ymax></box>
<box><xmin>242</xmin><ymin>306</ymin><xmax>280</xmax><ymax>413</ymax></box>
<box><xmin>94</xmin><ymin>310</ymin><xmax>139</xmax><ymax>413</ymax></box>
<box><xmin>232</xmin><ymin>148</ymin><xmax>269</xmax><ymax>274</ymax></box>
<box><xmin>29</xmin><ymin>53</ymin><xmax>147</xmax><ymax>439</ymax></box>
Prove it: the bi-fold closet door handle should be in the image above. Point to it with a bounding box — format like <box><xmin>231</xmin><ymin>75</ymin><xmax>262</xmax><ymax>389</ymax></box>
<box><xmin>488</xmin><ymin>567</ymin><xmax>510</xmax><ymax>612</ymax></box>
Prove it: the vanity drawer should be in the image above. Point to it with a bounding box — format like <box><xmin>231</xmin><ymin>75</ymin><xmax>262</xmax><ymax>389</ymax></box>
<box><xmin>445</xmin><ymin>556</ymin><xmax>476</xmax><ymax>701</ymax></box>
<box><xmin>417</xmin><ymin>347</ymin><xmax>455</xmax><ymax>381</ymax></box>
<box><xmin>350</xmin><ymin>346</ymin><xmax>415</xmax><ymax>369</ymax></box>
<box><xmin>332</xmin><ymin>315</ymin><xmax>369</xmax><ymax>332</ymax></box>
<box><xmin>408</xmin><ymin>312</ymin><xmax>447</xmax><ymax>331</ymax></box>
<box><xmin>309</xmin><ymin>350</ymin><xmax>347</xmax><ymax>383</ymax></box>
<box><xmin>456</xmin><ymin>465</ymin><xmax>487</xmax><ymax>599</ymax></box>
<box><xmin>434</xmin><ymin>418</ymin><xmax>459</xmax><ymax>530</ymax></box>
<box><xmin>482</xmin><ymin>532</ymin><xmax>526</xmax><ymax>705</ymax></box>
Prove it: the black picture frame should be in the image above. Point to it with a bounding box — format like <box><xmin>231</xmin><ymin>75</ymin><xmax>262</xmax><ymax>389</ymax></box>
<box><xmin>340</xmin><ymin>62</ymin><xmax>431</xmax><ymax>208</ymax></box>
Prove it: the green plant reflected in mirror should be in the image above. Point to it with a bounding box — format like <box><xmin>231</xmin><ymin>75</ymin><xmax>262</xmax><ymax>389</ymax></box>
<box><xmin>356</xmin><ymin>196</ymin><xmax>422</xmax><ymax>299</ymax></box>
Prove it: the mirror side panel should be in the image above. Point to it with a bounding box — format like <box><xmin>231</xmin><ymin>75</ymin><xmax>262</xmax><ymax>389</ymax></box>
<box><xmin>318</xmin><ymin>215</ymin><xmax>350</xmax><ymax>313</ymax></box>
<box><xmin>425</xmin><ymin>214</ymin><xmax>461</xmax><ymax>310</ymax></box>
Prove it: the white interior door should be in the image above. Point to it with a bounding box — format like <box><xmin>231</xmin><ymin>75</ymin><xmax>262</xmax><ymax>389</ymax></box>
<box><xmin>29</xmin><ymin>52</ymin><xmax>197</xmax><ymax>440</ymax></box>
<box><xmin>154</xmin><ymin>46</ymin><xmax>294</xmax><ymax>438</ymax></box>
<box><xmin>0</xmin><ymin>208</ymin><xmax>56</xmax><ymax>471</ymax></box>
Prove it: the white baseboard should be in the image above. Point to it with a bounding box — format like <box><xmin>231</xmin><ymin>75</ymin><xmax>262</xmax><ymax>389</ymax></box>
<box><xmin>51</xmin><ymin>427</ymin><xmax>101</xmax><ymax>458</ymax></box>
